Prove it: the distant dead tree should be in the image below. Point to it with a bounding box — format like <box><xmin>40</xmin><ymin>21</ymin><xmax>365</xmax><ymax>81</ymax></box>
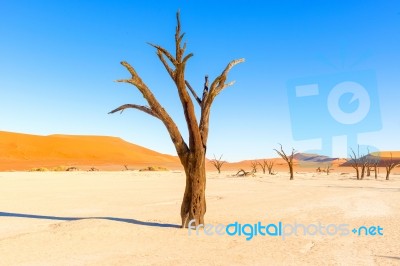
<box><xmin>266</xmin><ymin>160</ymin><xmax>275</xmax><ymax>175</ymax></box>
<box><xmin>366</xmin><ymin>154</ymin><xmax>380</xmax><ymax>179</ymax></box>
<box><xmin>370</xmin><ymin>160</ymin><xmax>379</xmax><ymax>179</ymax></box>
<box><xmin>258</xmin><ymin>160</ymin><xmax>267</xmax><ymax>174</ymax></box>
<box><xmin>384</xmin><ymin>152</ymin><xmax>400</xmax><ymax>180</ymax></box>
<box><xmin>250</xmin><ymin>161</ymin><xmax>258</xmax><ymax>173</ymax></box>
<box><xmin>108</xmin><ymin>11</ymin><xmax>244</xmax><ymax>228</ymax></box>
<box><xmin>369</xmin><ymin>152</ymin><xmax>381</xmax><ymax>179</ymax></box>
<box><xmin>359</xmin><ymin>147</ymin><xmax>371</xmax><ymax>179</ymax></box>
<box><xmin>348</xmin><ymin>147</ymin><xmax>361</xmax><ymax>180</ymax></box>
<box><xmin>274</xmin><ymin>144</ymin><xmax>295</xmax><ymax>180</ymax></box>
<box><xmin>325</xmin><ymin>165</ymin><xmax>332</xmax><ymax>175</ymax></box>
<box><xmin>316</xmin><ymin>165</ymin><xmax>331</xmax><ymax>175</ymax></box>
<box><xmin>366</xmin><ymin>164</ymin><xmax>372</xmax><ymax>177</ymax></box>
<box><xmin>210</xmin><ymin>154</ymin><xmax>226</xmax><ymax>174</ymax></box>
<box><xmin>235</xmin><ymin>169</ymin><xmax>255</xmax><ymax>177</ymax></box>
<box><xmin>258</xmin><ymin>159</ymin><xmax>275</xmax><ymax>175</ymax></box>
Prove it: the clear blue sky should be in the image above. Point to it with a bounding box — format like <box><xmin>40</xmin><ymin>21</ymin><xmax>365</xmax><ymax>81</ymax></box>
<box><xmin>1</xmin><ymin>0</ymin><xmax>399</xmax><ymax>161</ymax></box>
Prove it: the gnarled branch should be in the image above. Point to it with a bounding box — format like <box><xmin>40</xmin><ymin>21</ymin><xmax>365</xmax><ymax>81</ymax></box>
<box><xmin>111</xmin><ymin>61</ymin><xmax>189</xmax><ymax>159</ymax></box>
<box><xmin>155</xmin><ymin>49</ymin><xmax>175</xmax><ymax>80</ymax></box>
<box><xmin>148</xmin><ymin>43</ymin><xmax>178</xmax><ymax>67</ymax></box>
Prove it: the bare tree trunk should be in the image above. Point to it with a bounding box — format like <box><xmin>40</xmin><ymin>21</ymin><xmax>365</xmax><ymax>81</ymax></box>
<box><xmin>181</xmin><ymin>153</ymin><xmax>206</xmax><ymax>227</ymax></box>
<box><xmin>289</xmin><ymin>164</ymin><xmax>294</xmax><ymax>180</ymax></box>
<box><xmin>361</xmin><ymin>165</ymin><xmax>366</xmax><ymax>179</ymax></box>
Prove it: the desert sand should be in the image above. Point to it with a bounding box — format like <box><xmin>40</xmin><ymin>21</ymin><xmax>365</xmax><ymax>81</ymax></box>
<box><xmin>1</xmin><ymin>170</ymin><xmax>399</xmax><ymax>265</ymax></box>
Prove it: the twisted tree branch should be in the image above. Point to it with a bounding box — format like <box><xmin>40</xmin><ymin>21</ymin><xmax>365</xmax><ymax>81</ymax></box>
<box><xmin>111</xmin><ymin>61</ymin><xmax>189</xmax><ymax>159</ymax></box>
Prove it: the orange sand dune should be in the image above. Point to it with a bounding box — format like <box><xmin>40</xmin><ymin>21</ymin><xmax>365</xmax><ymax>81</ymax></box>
<box><xmin>0</xmin><ymin>131</ymin><xmax>181</xmax><ymax>171</ymax></box>
<box><xmin>372</xmin><ymin>151</ymin><xmax>400</xmax><ymax>158</ymax></box>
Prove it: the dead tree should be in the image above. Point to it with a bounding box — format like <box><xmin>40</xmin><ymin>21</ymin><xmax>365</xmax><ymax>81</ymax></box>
<box><xmin>274</xmin><ymin>144</ymin><xmax>295</xmax><ymax>180</ymax></box>
<box><xmin>367</xmin><ymin>158</ymin><xmax>379</xmax><ymax>178</ymax></box>
<box><xmin>235</xmin><ymin>169</ymin><xmax>255</xmax><ymax>177</ymax></box>
<box><xmin>266</xmin><ymin>160</ymin><xmax>275</xmax><ymax>175</ymax></box>
<box><xmin>359</xmin><ymin>147</ymin><xmax>371</xmax><ymax>179</ymax></box>
<box><xmin>258</xmin><ymin>160</ymin><xmax>267</xmax><ymax>174</ymax></box>
<box><xmin>360</xmin><ymin>157</ymin><xmax>368</xmax><ymax>179</ymax></box>
<box><xmin>372</xmin><ymin>161</ymin><xmax>379</xmax><ymax>179</ymax></box>
<box><xmin>348</xmin><ymin>147</ymin><xmax>361</xmax><ymax>180</ymax></box>
<box><xmin>250</xmin><ymin>161</ymin><xmax>258</xmax><ymax>173</ymax></box>
<box><xmin>258</xmin><ymin>159</ymin><xmax>275</xmax><ymax>174</ymax></box>
<box><xmin>109</xmin><ymin>12</ymin><xmax>244</xmax><ymax>228</ymax></box>
<box><xmin>326</xmin><ymin>165</ymin><xmax>331</xmax><ymax>175</ymax></box>
<box><xmin>366</xmin><ymin>164</ymin><xmax>372</xmax><ymax>177</ymax></box>
<box><xmin>369</xmin><ymin>152</ymin><xmax>381</xmax><ymax>179</ymax></box>
<box><xmin>384</xmin><ymin>153</ymin><xmax>400</xmax><ymax>180</ymax></box>
<box><xmin>210</xmin><ymin>154</ymin><xmax>226</xmax><ymax>174</ymax></box>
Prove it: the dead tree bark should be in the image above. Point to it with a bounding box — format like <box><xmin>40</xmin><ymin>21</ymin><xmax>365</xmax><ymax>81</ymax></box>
<box><xmin>274</xmin><ymin>144</ymin><xmax>295</xmax><ymax>180</ymax></box>
<box><xmin>210</xmin><ymin>154</ymin><xmax>226</xmax><ymax>174</ymax></box>
<box><xmin>384</xmin><ymin>153</ymin><xmax>400</xmax><ymax>180</ymax></box>
<box><xmin>109</xmin><ymin>11</ymin><xmax>244</xmax><ymax>228</ymax></box>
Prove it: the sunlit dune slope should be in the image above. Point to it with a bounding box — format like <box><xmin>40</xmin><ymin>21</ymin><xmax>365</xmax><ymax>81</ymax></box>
<box><xmin>0</xmin><ymin>131</ymin><xmax>180</xmax><ymax>171</ymax></box>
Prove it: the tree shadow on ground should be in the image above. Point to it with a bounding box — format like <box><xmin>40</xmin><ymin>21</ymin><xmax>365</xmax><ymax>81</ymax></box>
<box><xmin>0</xmin><ymin>211</ymin><xmax>180</xmax><ymax>228</ymax></box>
<box><xmin>374</xmin><ymin>255</ymin><xmax>400</xmax><ymax>261</ymax></box>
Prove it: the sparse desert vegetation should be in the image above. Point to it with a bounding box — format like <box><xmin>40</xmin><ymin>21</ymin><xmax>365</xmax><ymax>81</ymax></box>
<box><xmin>139</xmin><ymin>166</ymin><xmax>169</xmax><ymax>172</ymax></box>
<box><xmin>29</xmin><ymin>167</ymin><xmax>49</xmax><ymax>172</ymax></box>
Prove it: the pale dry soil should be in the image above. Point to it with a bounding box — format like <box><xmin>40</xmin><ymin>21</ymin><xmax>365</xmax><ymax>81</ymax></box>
<box><xmin>0</xmin><ymin>171</ymin><xmax>399</xmax><ymax>266</ymax></box>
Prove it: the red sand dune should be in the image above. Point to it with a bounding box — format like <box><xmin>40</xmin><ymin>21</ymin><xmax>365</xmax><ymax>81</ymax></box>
<box><xmin>0</xmin><ymin>131</ymin><xmax>181</xmax><ymax>171</ymax></box>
